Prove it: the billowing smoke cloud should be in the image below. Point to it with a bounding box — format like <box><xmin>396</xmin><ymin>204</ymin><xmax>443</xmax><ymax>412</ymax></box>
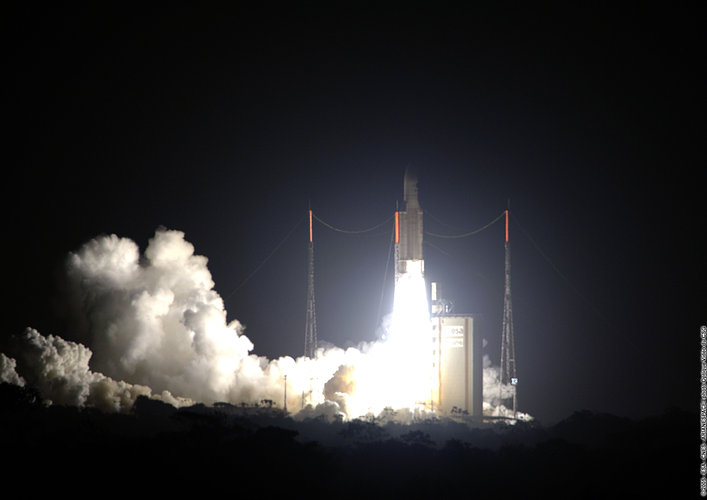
<box><xmin>482</xmin><ymin>354</ymin><xmax>532</xmax><ymax>420</ymax></box>
<box><xmin>56</xmin><ymin>228</ymin><xmax>343</xmax><ymax>410</ymax></box>
<box><xmin>6</xmin><ymin>327</ymin><xmax>181</xmax><ymax>412</ymax></box>
<box><xmin>323</xmin><ymin>364</ymin><xmax>357</xmax><ymax>417</ymax></box>
<box><xmin>2</xmin><ymin>228</ymin><xmax>527</xmax><ymax>421</ymax></box>
<box><xmin>0</xmin><ymin>353</ymin><xmax>25</xmax><ymax>387</ymax></box>
<box><xmin>62</xmin><ymin>230</ymin><xmax>255</xmax><ymax>404</ymax></box>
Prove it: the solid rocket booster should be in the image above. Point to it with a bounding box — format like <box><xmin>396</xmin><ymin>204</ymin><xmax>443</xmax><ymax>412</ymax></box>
<box><xmin>398</xmin><ymin>167</ymin><xmax>424</xmax><ymax>275</ymax></box>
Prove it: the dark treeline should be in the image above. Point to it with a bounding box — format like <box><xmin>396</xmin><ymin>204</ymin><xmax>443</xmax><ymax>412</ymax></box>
<box><xmin>1</xmin><ymin>383</ymin><xmax>694</xmax><ymax>498</ymax></box>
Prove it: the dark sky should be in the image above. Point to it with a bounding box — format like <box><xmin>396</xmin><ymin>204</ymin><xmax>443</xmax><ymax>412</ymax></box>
<box><xmin>7</xmin><ymin>4</ymin><xmax>703</xmax><ymax>424</ymax></box>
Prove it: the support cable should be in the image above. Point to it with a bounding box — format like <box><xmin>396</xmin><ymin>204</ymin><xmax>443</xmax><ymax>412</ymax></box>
<box><xmin>510</xmin><ymin>211</ymin><xmax>616</xmax><ymax>330</ymax></box>
<box><xmin>425</xmin><ymin>211</ymin><xmax>506</xmax><ymax>238</ymax></box>
<box><xmin>225</xmin><ymin>216</ymin><xmax>305</xmax><ymax>299</ymax></box>
<box><xmin>313</xmin><ymin>213</ymin><xmax>393</xmax><ymax>234</ymax></box>
<box><xmin>425</xmin><ymin>210</ymin><xmax>474</xmax><ymax>232</ymax></box>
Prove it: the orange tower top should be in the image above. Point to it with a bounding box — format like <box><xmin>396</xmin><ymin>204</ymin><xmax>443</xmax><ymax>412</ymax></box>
<box><xmin>309</xmin><ymin>209</ymin><xmax>313</xmax><ymax>243</ymax></box>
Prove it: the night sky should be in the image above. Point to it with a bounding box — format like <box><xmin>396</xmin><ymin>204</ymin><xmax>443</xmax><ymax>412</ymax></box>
<box><xmin>7</xmin><ymin>4</ymin><xmax>703</xmax><ymax>424</ymax></box>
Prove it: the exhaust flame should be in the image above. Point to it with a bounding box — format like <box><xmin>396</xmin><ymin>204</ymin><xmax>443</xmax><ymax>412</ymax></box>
<box><xmin>314</xmin><ymin>262</ymin><xmax>435</xmax><ymax>419</ymax></box>
<box><xmin>385</xmin><ymin>266</ymin><xmax>434</xmax><ymax>410</ymax></box>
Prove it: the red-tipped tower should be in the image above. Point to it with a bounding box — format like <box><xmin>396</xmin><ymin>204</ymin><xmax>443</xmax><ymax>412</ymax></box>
<box><xmin>304</xmin><ymin>206</ymin><xmax>317</xmax><ymax>359</ymax></box>
<box><xmin>499</xmin><ymin>201</ymin><xmax>517</xmax><ymax>418</ymax></box>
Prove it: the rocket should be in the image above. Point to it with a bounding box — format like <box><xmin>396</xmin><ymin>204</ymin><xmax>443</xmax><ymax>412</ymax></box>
<box><xmin>396</xmin><ymin>166</ymin><xmax>424</xmax><ymax>276</ymax></box>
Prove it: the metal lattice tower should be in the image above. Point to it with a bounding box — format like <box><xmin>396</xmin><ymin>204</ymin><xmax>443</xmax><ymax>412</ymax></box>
<box><xmin>499</xmin><ymin>207</ymin><xmax>518</xmax><ymax>418</ymax></box>
<box><xmin>304</xmin><ymin>209</ymin><xmax>318</xmax><ymax>359</ymax></box>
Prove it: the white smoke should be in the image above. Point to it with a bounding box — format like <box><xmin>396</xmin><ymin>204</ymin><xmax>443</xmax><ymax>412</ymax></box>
<box><xmin>0</xmin><ymin>353</ymin><xmax>25</xmax><ymax>387</ymax></box>
<box><xmin>58</xmin><ymin>228</ymin><xmax>336</xmax><ymax>409</ymax></box>
<box><xmin>7</xmin><ymin>327</ymin><xmax>181</xmax><ymax>412</ymax></box>
<box><xmin>482</xmin><ymin>354</ymin><xmax>533</xmax><ymax>421</ymax></box>
<box><xmin>62</xmin><ymin>229</ymin><xmax>251</xmax><ymax>402</ymax></box>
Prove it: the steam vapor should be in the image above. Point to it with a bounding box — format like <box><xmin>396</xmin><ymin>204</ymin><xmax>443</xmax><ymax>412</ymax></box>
<box><xmin>1</xmin><ymin>228</ymin><xmax>524</xmax><ymax>421</ymax></box>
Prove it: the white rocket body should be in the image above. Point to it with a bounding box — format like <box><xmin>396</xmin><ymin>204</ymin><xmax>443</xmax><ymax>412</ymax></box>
<box><xmin>398</xmin><ymin>167</ymin><xmax>424</xmax><ymax>276</ymax></box>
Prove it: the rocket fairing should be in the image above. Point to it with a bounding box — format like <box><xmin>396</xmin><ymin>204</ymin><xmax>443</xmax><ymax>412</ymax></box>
<box><xmin>397</xmin><ymin>167</ymin><xmax>424</xmax><ymax>276</ymax></box>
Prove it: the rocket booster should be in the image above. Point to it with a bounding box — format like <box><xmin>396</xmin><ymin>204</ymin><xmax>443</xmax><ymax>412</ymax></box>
<box><xmin>397</xmin><ymin>167</ymin><xmax>424</xmax><ymax>276</ymax></box>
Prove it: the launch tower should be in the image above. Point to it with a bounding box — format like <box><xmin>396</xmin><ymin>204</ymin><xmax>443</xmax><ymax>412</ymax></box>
<box><xmin>499</xmin><ymin>207</ymin><xmax>517</xmax><ymax>417</ymax></box>
<box><xmin>304</xmin><ymin>208</ymin><xmax>317</xmax><ymax>358</ymax></box>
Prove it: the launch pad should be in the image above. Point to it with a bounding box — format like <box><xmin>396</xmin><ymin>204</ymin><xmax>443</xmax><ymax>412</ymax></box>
<box><xmin>302</xmin><ymin>166</ymin><xmax>513</xmax><ymax>420</ymax></box>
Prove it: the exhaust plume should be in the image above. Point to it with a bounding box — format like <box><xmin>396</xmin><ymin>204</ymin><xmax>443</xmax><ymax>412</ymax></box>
<box><xmin>2</xmin><ymin>228</ymin><xmax>525</xmax><ymax>421</ymax></box>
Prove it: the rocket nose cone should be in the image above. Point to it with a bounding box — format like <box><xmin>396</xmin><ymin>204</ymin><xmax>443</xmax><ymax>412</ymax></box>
<box><xmin>404</xmin><ymin>165</ymin><xmax>417</xmax><ymax>185</ymax></box>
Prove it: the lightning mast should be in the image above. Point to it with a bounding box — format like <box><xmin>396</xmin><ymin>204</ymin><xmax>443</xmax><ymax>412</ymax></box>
<box><xmin>304</xmin><ymin>207</ymin><xmax>318</xmax><ymax>359</ymax></box>
<box><xmin>499</xmin><ymin>204</ymin><xmax>518</xmax><ymax>418</ymax></box>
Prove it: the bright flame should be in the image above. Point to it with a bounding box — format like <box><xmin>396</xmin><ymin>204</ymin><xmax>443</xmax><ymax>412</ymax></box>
<box><xmin>387</xmin><ymin>265</ymin><xmax>435</xmax><ymax>408</ymax></box>
<box><xmin>338</xmin><ymin>262</ymin><xmax>434</xmax><ymax>417</ymax></box>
